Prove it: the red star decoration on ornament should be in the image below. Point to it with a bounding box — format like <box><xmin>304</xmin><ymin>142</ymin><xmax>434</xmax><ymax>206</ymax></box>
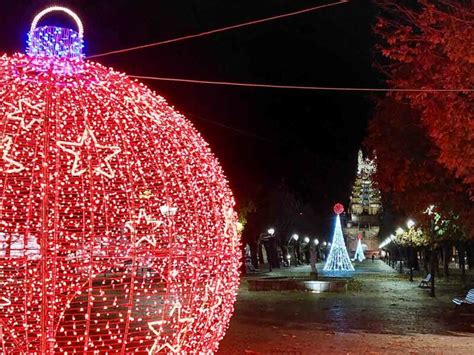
<box><xmin>5</xmin><ymin>99</ymin><xmax>45</xmax><ymax>130</ymax></box>
<box><xmin>57</xmin><ymin>123</ymin><xmax>121</xmax><ymax>179</ymax></box>
<box><xmin>1</xmin><ymin>135</ymin><xmax>25</xmax><ymax>173</ymax></box>
<box><xmin>148</xmin><ymin>301</ymin><xmax>194</xmax><ymax>354</ymax></box>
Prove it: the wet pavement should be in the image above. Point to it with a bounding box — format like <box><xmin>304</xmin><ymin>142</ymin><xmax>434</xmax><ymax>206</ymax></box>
<box><xmin>218</xmin><ymin>260</ymin><xmax>474</xmax><ymax>354</ymax></box>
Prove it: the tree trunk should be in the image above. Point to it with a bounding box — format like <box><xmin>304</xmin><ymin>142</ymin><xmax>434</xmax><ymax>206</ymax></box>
<box><xmin>262</xmin><ymin>242</ymin><xmax>272</xmax><ymax>272</ymax></box>
<box><xmin>412</xmin><ymin>248</ymin><xmax>420</xmax><ymax>271</ymax></box>
<box><xmin>423</xmin><ymin>248</ymin><xmax>429</xmax><ymax>274</ymax></box>
<box><xmin>258</xmin><ymin>242</ymin><xmax>264</xmax><ymax>266</ymax></box>
<box><xmin>443</xmin><ymin>242</ymin><xmax>449</xmax><ymax>278</ymax></box>
<box><xmin>467</xmin><ymin>240</ymin><xmax>474</xmax><ymax>270</ymax></box>
<box><xmin>430</xmin><ymin>247</ymin><xmax>436</xmax><ymax>297</ymax></box>
<box><xmin>250</xmin><ymin>241</ymin><xmax>259</xmax><ymax>270</ymax></box>
<box><xmin>399</xmin><ymin>248</ymin><xmax>403</xmax><ymax>274</ymax></box>
<box><xmin>435</xmin><ymin>248</ymin><xmax>440</xmax><ymax>277</ymax></box>
<box><xmin>408</xmin><ymin>247</ymin><xmax>416</xmax><ymax>281</ymax></box>
<box><xmin>240</xmin><ymin>245</ymin><xmax>247</xmax><ymax>275</ymax></box>
<box><xmin>296</xmin><ymin>243</ymin><xmax>301</xmax><ymax>265</ymax></box>
<box><xmin>457</xmin><ymin>242</ymin><xmax>466</xmax><ymax>281</ymax></box>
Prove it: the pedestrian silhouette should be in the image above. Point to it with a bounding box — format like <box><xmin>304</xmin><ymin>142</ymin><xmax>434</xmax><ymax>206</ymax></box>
<box><xmin>372</xmin><ymin>254</ymin><xmax>375</xmax><ymax>263</ymax></box>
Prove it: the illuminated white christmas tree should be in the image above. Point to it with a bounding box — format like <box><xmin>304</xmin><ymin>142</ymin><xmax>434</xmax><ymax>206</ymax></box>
<box><xmin>324</xmin><ymin>204</ymin><xmax>354</xmax><ymax>272</ymax></box>
<box><xmin>353</xmin><ymin>236</ymin><xmax>365</xmax><ymax>262</ymax></box>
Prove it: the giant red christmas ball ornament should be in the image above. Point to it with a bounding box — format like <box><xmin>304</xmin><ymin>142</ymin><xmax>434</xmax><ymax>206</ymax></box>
<box><xmin>0</xmin><ymin>7</ymin><xmax>240</xmax><ymax>354</ymax></box>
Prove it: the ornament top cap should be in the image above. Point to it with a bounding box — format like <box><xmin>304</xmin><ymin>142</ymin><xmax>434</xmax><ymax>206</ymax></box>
<box><xmin>333</xmin><ymin>203</ymin><xmax>344</xmax><ymax>215</ymax></box>
<box><xmin>27</xmin><ymin>6</ymin><xmax>84</xmax><ymax>59</ymax></box>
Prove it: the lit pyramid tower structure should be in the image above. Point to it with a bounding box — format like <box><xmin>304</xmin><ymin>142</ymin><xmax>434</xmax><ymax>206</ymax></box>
<box><xmin>344</xmin><ymin>150</ymin><xmax>382</xmax><ymax>255</ymax></box>
<box><xmin>353</xmin><ymin>235</ymin><xmax>366</xmax><ymax>262</ymax></box>
<box><xmin>323</xmin><ymin>204</ymin><xmax>354</xmax><ymax>272</ymax></box>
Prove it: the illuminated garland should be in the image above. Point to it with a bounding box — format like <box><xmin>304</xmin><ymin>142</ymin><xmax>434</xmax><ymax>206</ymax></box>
<box><xmin>0</xmin><ymin>6</ymin><xmax>240</xmax><ymax>354</ymax></box>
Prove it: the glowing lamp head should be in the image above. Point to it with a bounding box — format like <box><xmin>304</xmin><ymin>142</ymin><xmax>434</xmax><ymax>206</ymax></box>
<box><xmin>27</xmin><ymin>6</ymin><xmax>84</xmax><ymax>59</ymax></box>
<box><xmin>304</xmin><ymin>237</ymin><xmax>310</xmax><ymax>244</ymax></box>
<box><xmin>333</xmin><ymin>203</ymin><xmax>344</xmax><ymax>215</ymax></box>
<box><xmin>314</xmin><ymin>239</ymin><xmax>319</xmax><ymax>245</ymax></box>
<box><xmin>292</xmin><ymin>234</ymin><xmax>299</xmax><ymax>241</ymax></box>
<box><xmin>267</xmin><ymin>228</ymin><xmax>275</xmax><ymax>235</ymax></box>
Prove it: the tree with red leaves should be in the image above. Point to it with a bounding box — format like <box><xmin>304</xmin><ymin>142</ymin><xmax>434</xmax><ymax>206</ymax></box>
<box><xmin>375</xmin><ymin>0</ymin><xmax>474</xmax><ymax>193</ymax></box>
<box><xmin>365</xmin><ymin>97</ymin><xmax>471</xmax><ymax>231</ymax></box>
<box><xmin>365</xmin><ymin>97</ymin><xmax>472</xmax><ymax>293</ymax></box>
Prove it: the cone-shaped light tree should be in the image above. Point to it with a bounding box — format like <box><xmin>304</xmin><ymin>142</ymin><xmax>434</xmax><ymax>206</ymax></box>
<box><xmin>323</xmin><ymin>204</ymin><xmax>354</xmax><ymax>271</ymax></box>
<box><xmin>353</xmin><ymin>235</ymin><xmax>366</xmax><ymax>262</ymax></box>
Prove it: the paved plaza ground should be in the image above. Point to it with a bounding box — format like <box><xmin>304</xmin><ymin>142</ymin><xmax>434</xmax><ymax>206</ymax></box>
<box><xmin>218</xmin><ymin>260</ymin><xmax>474</xmax><ymax>354</ymax></box>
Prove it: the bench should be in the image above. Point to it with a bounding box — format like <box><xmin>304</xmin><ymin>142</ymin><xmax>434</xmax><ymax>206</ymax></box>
<box><xmin>419</xmin><ymin>273</ymin><xmax>431</xmax><ymax>288</ymax></box>
<box><xmin>452</xmin><ymin>289</ymin><xmax>474</xmax><ymax>306</ymax></box>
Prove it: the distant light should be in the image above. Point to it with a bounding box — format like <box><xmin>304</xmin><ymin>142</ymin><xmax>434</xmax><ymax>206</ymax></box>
<box><xmin>304</xmin><ymin>237</ymin><xmax>310</xmax><ymax>243</ymax></box>
<box><xmin>267</xmin><ymin>228</ymin><xmax>275</xmax><ymax>235</ymax></box>
<box><xmin>406</xmin><ymin>219</ymin><xmax>415</xmax><ymax>229</ymax></box>
<box><xmin>395</xmin><ymin>227</ymin><xmax>404</xmax><ymax>235</ymax></box>
<box><xmin>323</xmin><ymin>241</ymin><xmax>327</xmax><ymax>246</ymax></box>
<box><xmin>292</xmin><ymin>234</ymin><xmax>299</xmax><ymax>241</ymax></box>
<box><xmin>314</xmin><ymin>239</ymin><xmax>319</xmax><ymax>245</ymax></box>
<box><xmin>286</xmin><ymin>254</ymin><xmax>291</xmax><ymax>260</ymax></box>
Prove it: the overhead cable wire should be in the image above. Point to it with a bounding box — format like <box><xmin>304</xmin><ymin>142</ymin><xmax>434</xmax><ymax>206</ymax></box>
<box><xmin>129</xmin><ymin>75</ymin><xmax>473</xmax><ymax>93</ymax></box>
<box><xmin>87</xmin><ymin>0</ymin><xmax>349</xmax><ymax>59</ymax></box>
<box><xmin>187</xmin><ymin>112</ymin><xmax>274</xmax><ymax>143</ymax></box>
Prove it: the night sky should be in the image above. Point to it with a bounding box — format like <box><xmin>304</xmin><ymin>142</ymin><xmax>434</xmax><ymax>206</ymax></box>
<box><xmin>0</xmin><ymin>0</ymin><xmax>381</xmax><ymax>233</ymax></box>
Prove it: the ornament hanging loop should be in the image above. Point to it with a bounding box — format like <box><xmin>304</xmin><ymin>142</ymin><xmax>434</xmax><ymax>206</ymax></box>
<box><xmin>30</xmin><ymin>6</ymin><xmax>84</xmax><ymax>40</ymax></box>
<box><xmin>27</xmin><ymin>6</ymin><xmax>84</xmax><ymax>59</ymax></box>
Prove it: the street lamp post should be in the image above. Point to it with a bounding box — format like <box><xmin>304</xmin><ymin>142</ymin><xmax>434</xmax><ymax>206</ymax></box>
<box><xmin>310</xmin><ymin>238</ymin><xmax>319</xmax><ymax>277</ymax></box>
<box><xmin>406</xmin><ymin>219</ymin><xmax>416</xmax><ymax>282</ymax></box>
<box><xmin>429</xmin><ymin>219</ymin><xmax>436</xmax><ymax>297</ymax></box>
<box><xmin>302</xmin><ymin>237</ymin><xmax>310</xmax><ymax>264</ymax></box>
<box><xmin>313</xmin><ymin>238</ymin><xmax>321</xmax><ymax>262</ymax></box>
<box><xmin>261</xmin><ymin>228</ymin><xmax>276</xmax><ymax>272</ymax></box>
